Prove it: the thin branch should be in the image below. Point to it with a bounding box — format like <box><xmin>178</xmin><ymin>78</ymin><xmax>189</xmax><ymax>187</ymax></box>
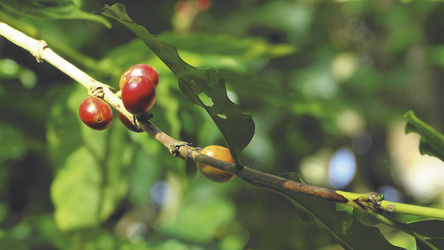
<box><xmin>0</xmin><ymin>22</ymin><xmax>140</xmax><ymax>130</ymax></box>
<box><xmin>2</xmin><ymin>21</ymin><xmax>444</xmax><ymax>220</ymax></box>
<box><xmin>379</xmin><ymin>200</ymin><xmax>444</xmax><ymax>219</ymax></box>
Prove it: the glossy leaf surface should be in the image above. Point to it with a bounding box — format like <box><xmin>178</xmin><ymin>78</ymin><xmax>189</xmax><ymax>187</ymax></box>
<box><xmin>47</xmin><ymin>84</ymin><xmax>131</xmax><ymax>231</ymax></box>
<box><xmin>0</xmin><ymin>0</ymin><xmax>111</xmax><ymax>28</ymax></box>
<box><xmin>404</xmin><ymin>110</ymin><xmax>444</xmax><ymax>162</ymax></box>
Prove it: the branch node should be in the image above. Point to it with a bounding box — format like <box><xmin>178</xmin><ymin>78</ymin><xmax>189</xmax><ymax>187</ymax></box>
<box><xmin>355</xmin><ymin>196</ymin><xmax>375</xmax><ymax>210</ymax></box>
<box><xmin>387</xmin><ymin>204</ymin><xmax>396</xmax><ymax>212</ymax></box>
<box><xmin>89</xmin><ymin>86</ymin><xmax>105</xmax><ymax>98</ymax></box>
<box><xmin>169</xmin><ymin>142</ymin><xmax>190</xmax><ymax>159</ymax></box>
<box><xmin>235</xmin><ymin>163</ymin><xmax>245</xmax><ymax>172</ymax></box>
<box><xmin>368</xmin><ymin>192</ymin><xmax>379</xmax><ymax>202</ymax></box>
<box><xmin>354</xmin><ymin>192</ymin><xmax>384</xmax><ymax>211</ymax></box>
<box><xmin>35</xmin><ymin>40</ymin><xmax>48</xmax><ymax>63</ymax></box>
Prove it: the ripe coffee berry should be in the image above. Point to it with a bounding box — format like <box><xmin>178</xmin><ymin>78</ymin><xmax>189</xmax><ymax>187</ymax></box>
<box><xmin>121</xmin><ymin>77</ymin><xmax>156</xmax><ymax>116</ymax></box>
<box><xmin>119</xmin><ymin>64</ymin><xmax>159</xmax><ymax>90</ymax></box>
<box><xmin>118</xmin><ymin>113</ymin><xmax>143</xmax><ymax>133</ymax></box>
<box><xmin>79</xmin><ymin>96</ymin><xmax>113</xmax><ymax>130</ymax></box>
<box><xmin>195</xmin><ymin>0</ymin><xmax>211</xmax><ymax>11</ymax></box>
<box><xmin>197</xmin><ymin>145</ymin><xmax>235</xmax><ymax>183</ymax></box>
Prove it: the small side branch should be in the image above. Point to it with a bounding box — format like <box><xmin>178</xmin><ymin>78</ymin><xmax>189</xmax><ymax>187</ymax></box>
<box><xmin>379</xmin><ymin>200</ymin><xmax>444</xmax><ymax>219</ymax></box>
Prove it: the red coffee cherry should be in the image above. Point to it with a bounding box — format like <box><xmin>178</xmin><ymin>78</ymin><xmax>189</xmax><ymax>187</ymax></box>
<box><xmin>79</xmin><ymin>96</ymin><xmax>113</xmax><ymax>130</ymax></box>
<box><xmin>118</xmin><ymin>113</ymin><xmax>143</xmax><ymax>133</ymax></box>
<box><xmin>197</xmin><ymin>145</ymin><xmax>235</xmax><ymax>183</ymax></box>
<box><xmin>121</xmin><ymin>77</ymin><xmax>156</xmax><ymax>116</ymax></box>
<box><xmin>195</xmin><ymin>0</ymin><xmax>211</xmax><ymax>11</ymax></box>
<box><xmin>119</xmin><ymin>64</ymin><xmax>159</xmax><ymax>90</ymax></box>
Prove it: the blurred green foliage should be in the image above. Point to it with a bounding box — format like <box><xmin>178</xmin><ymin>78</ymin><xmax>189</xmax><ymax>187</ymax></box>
<box><xmin>1</xmin><ymin>0</ymin><xmax>444</xmax><ymax>249</ymax></box>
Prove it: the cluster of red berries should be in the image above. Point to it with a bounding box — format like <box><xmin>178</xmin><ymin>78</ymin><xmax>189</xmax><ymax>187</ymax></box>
<box><xmin>77</xmin><ymin>64</ymin><xmax>234</xmax><ymax>183</ymax></box>
<box><xmin>78</xmin><ymin>64</ymin><xmax>158</xmax><ymax>132</ymax></box>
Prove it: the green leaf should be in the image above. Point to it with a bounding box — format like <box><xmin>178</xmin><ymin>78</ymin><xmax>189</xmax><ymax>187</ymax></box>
<box><xmin>51</xmin><ymin>142</ymin><xmax>131</xmax><ymax>231</ymax></box>
<box><xmin>99</xmin><ymin>4</ymin><xmax>255</xmax><ymax>162</ymax></box>
<box><xmin>51</xmin><ymin>147</ymin><xmax>103</xmax><ymax>230</ymax></box>
<box><xmin>408</xmin><ymin>220</ymin><xmax>444</xmax><ymax>238</ymax></box>
<box><xmin>421</xmin><ymin>239</ymin><xmax>444</xmax><ymax>250</ymax></box>
<box><xmin>0</xmin><ymin>237</ymin><xmax>30</xmax><ymax>250</ymax></box>
<box><xmin>127</xmin><ymin>145</ymin><xmax>162</xmax><ymax>206</ymax></box>
<box><xmin>428</xmin><ymin>45</ymin><xmax>444</xmax><ymax>69</ymax></box>
<box><xmin>34</xmin><ymin>215</ymin><xmax>70</xmax><ymax>249</ymax></box>
<box><xmin>403</xmin><ymin>110</ymin><xmax>444</xmax><ymax>162</ymax></box>
<box><xmin>405</xmin><ymin>220</ymin><xmax>444</xmax><ymax>250</ymax></box>
<box><xmin>46</xmin><ymin>85</ymin><xmax>83</xmax><ymax>169</ymax></box>
<box><xmin>100</xmin><ymin>33</ymin><xmax>295</xmax><ymax>79</ymax></box>
<box><xmin>48</xmin><ymin>84</ymin><xmax>132</xmax><ymax>231</ymax></box>
<box><xmin>0</xmin><ymin>0</ymin><xmax>111</xmax><ymax>28</ymax></box>
<box><xmin>159</xmin><ymin>197</ymin><xmax>236</xmax><ymax>243</ymax></box>
<box><xmin>251</xmin><ymin>173</ymin><xmax>404</xmax><ymax>250</ymax></box>
<box><xmin>0</xmin><ymin>122</ymin><xmax>27</xmax><ymax>162</ymax></box>
<box><xmin>158</xmin><ymin>32</ymin><xmax>296</xmax><ymax>66</ymax></box>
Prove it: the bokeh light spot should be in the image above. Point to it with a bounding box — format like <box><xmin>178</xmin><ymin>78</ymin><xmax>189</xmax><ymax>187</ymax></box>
<box><xmin>151</xmin><ymin>181</ymin><xmax>173</xmax><ymax>206</ymax></box>
<box><xmin>328</xmin><ymin>148</ymin><xmax>356</xmax><ymax>189</ymax></box>
<box><xmin>377</xmin><ymin>185</ymin><xmax>403</xmax><ymax>203</ymax></box>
